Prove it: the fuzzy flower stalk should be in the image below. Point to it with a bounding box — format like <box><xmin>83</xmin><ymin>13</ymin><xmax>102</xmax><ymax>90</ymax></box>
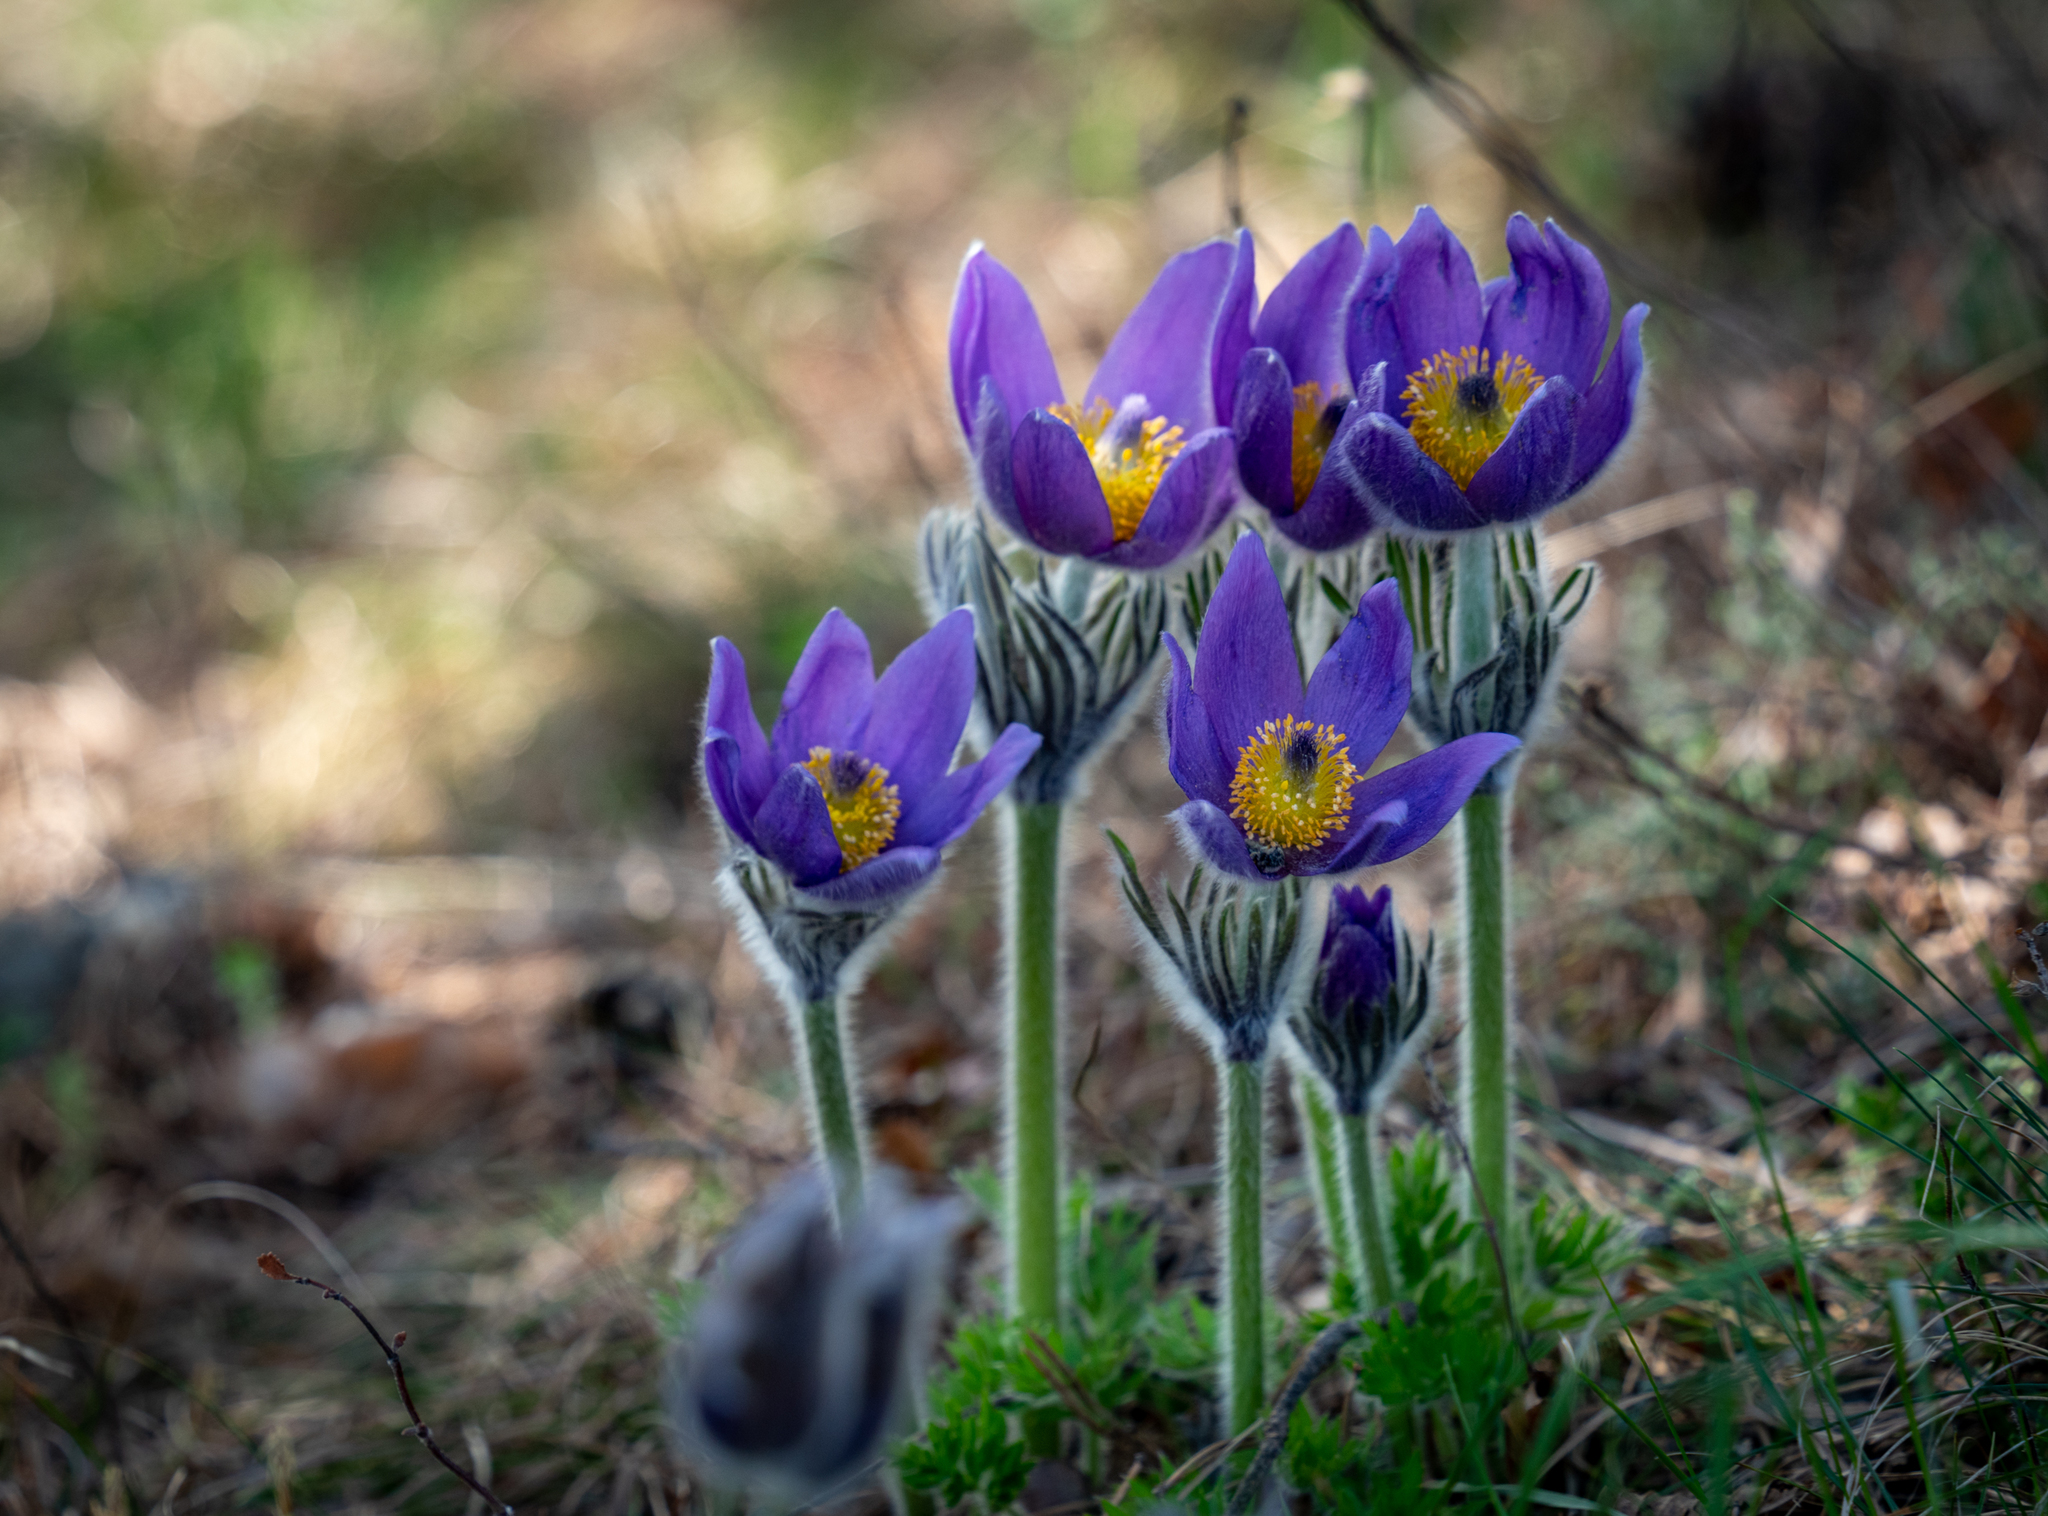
<box><xmin>1337</xmin><ymin>206</ymin><xmax>1645</xmax><ymax>1272</ymax></box>
<box><xmin>1284</xmin><ymin>885</ymin><xmax>1434</xmax><ymax>1310</ymax></box>
<box><xmin>930</xmin><ymin>232</ymin><xmax>1248</xmax><ymax>1330</ymax></box>
<box><xmin>1112</xmin><ymin>838</ymin><xmax>1315</xmax><ymax>1435</ymax></box>
<box><xmin>1386</xmin><ymin>525</ymin><xmax>1601</xmax><ymax>1268</ymax></box>
<box><xmin>704</xmin><ymin>608</ymin><xmax>1039</xmax><ymax>1227</ymax></box>
<box><xmin>1127</xmin><ymin>527</ymin><xmax>1514</xmax><ymax>1431</ymax></box>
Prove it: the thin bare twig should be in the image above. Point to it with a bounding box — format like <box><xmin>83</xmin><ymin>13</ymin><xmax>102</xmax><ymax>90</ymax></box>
<box><xmin>1329</xmin><ymin>0</ymin><xmax>1785</xmax><ymax>362</ymax></box>
<box><xmin>1224</xmin><ymin>1315</ymin><xmax>1364</xmax><ymax>1516</ymax></box>
<box><xmin>0</xmin><ymin>1204</ymin><xmax>121</xmax><ymax>1459</ymax></box>
<box><xmin>1418</xmin><ymin>1053</ymin><xmax>1533</xmax><ymax>1371</ymax></box>
<box><xmin>2013</xmin><ymin>924</ymin><xmax>2048</xmax><ymax>998</ymax></box>
<box><xmin>1222</xmin><ymin>98</ymin><xmax>1250</xmax><ymax>231</ymax></box>
<box><xmin>1566</xmin><ymin>683</ymin><xmax>1878</xmax><ymax>857</ymax></box>
<box><xmin>256</xmin><ymin>1253</ymin><xmax>513</xmax><ymax>1515</ymax></box>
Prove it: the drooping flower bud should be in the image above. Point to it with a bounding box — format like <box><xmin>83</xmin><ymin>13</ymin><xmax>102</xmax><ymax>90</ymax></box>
<box><xmin>667</xmin><ymin>1170</ymin><xmax>964</xmax><ymax>1497</ymax></box>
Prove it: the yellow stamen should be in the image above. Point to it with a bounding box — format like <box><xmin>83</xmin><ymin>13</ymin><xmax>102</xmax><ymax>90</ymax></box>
<box><xmin>801</xmin><ymin>746</ymin><xmax>900</xmax><ymax>872</ymax></box>
<box><xmin>1400</xmin><ymin>346</ymin><xmax>1542</xmax><ymax>490</ymax></box>
<box><xmin>1049</xmin><ymin>398</ymin><xmax>1184</xmax><ymax>543</ymax></box>
<box><xmin>1228</xmin><ymin>715</ymin><xmax>1360</xmax><ymax>858</ymax></box>
<box><xmin>1289</xmin><ymin>382</ymin><xmax>1344</xmax><ymax>508</ymax></box>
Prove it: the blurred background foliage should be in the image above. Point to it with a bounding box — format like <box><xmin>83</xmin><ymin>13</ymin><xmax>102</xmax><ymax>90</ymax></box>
<box><xmin>2</xmin><ymin>0</ymin><xmax>2047</xmax><ymax>1508</ymax></box>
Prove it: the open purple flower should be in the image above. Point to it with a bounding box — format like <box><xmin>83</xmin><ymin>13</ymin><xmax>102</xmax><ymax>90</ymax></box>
<box><xmin>1163</xmin><ymin>533</ymin><xmax>1519</xmax><ymax>880</ymax></box>
<box><xmin>704</xmin><ymin>608</ymin><xmax>1041</xmax><ymax>905</ymax></box>
<box><xmin>1333</xmin><ymin>207</ymin><xmax>1649</xmax><ymax>534</ymax></box>
<box><xmin>1229</xmin><ymin>222</ymin><xmax>1383</xmax><ymax>552</ymax></box>
<box><xmin>948</xmin><ymin>234</ymin><xmax>1252</xmax><ymax>569</ymax></box>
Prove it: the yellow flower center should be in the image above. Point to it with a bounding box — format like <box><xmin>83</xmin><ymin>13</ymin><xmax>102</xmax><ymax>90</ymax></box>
<box><xmin>1228</xmin><ymin>716</ymin><xmax>1360</xmax><ymax>864</ymax></box>
<box><xmin>1049</xmin><ymin>397</ymin><xmax>1184</xmax><ymax>543</ymax></box>
<box><xmin>1289</xmin><ymin>382</ymin><xmax>1347</xmax><ymax>508</ymax></box>
<box><xmin>801</xmin><ymin>746</ymin><xmax>900</xmax><ymax>872</ymax></box>
<box><xmin>1400</xmin><ymin>346</ymin><xmax>1542</xmax><ymax>490</ymax></box>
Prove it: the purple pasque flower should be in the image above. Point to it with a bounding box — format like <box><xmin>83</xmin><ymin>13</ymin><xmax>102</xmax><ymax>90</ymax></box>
<box><xmin>1162</xmin><ymin>532</ymin><xmax>1519</xmax><ymax>880</ymax></box>
<box><xmin>1229</xmin><ymin>222</ymin><xmax>1382</xmax><ymax>552</ymax></box>
<box><xmin>948</xmin><ymin>233</ymin><xmax>1252</xmax><ymax>569</ymax></box>
<box><xmin>1334</xmin><ymin>206</ymin><xmax>1649</xmax><ymax>535</ymax></box>
<box><xmin>704</xmin><ymin>607</ymin><xmax>1041</xmax><ymax>905</ymax></box>
<box><xmin>1289</xmin><ymin>884</ymin><xmax>1428</xmax><ymax>1115</ymax></box>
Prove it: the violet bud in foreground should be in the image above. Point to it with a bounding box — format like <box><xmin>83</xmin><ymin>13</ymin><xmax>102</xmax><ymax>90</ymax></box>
<box><xmin>948</xmin><ymin>235</ymin><xmax>1249</xmax><ymax>569</ymax></box>
<box><xmin>1162</xmin><ymin>533</ymin><xmax>1519</xmax><ymax>881</ymax></box>
<box><xmin>667</xmin><ymin>1170</ymin><xmax>964</xmax><ymax>1495</ymax></box>
<box><xmin>703</xmin><ymin>606</ymin><xmax>1041</xmax><ymax>907</ymax></box>
<box><xmin>1287</xmin><ymin>884</ymin><xmax>1433</xmax><ymax>1114</ymax></box>
<box><xmin>1333</xmin><ymin>207</ymin><xmax>1649</xmax><ymax>535</ymax></box>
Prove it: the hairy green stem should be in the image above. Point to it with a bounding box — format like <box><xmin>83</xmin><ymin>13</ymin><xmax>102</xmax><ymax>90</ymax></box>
<box><xmin>1006</xmin><ymin>800</ymin><xmax>1064</xmax><ymax>1327</ymax></box>
<box><xmin>1453</xmin><ymin>529</ymin><xmax>1499</xmax><ymax>684</ymax></box>
<box><xmin>797</xmin><ymin>993</ymin><xmax>866</xmax><ymax>1231</ymax></box>
<box><xmin>1452</xmin><ymin>528</ymin><xmax>1516</xmax><ymax>1273</ymax></box>
<box><xmin>1294</xmin><ymin>1072</ymin><xmax>1358</xmax><ymax>1284</ymax></box>
<box><xmin>1338</xmin><ymin>1111</ymin><xmax>1397</xmax><ymax>1309</ymax></box>
<box><xmin>1457</xmin><ymin>786</ymin><xmax>1513</xmax><ymax>1267</ymax></box>
<box><xmin>1221</xmin><ymin>1057</ymin><xmax>1268</xmax><ymax>1434</ymax></box>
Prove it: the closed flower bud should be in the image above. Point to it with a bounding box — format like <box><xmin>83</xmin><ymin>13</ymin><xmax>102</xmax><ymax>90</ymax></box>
<box><xmin>667</xmin><ymin>1171</ymin><xmax>964</xmax><ymax>1497</ymax></box>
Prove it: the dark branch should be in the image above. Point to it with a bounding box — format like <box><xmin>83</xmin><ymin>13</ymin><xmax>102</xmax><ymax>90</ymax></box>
<box><xmin>1224</xmin><ymin>1315</ymin><xmax>1364</xmax><ymax>1516</ymax></box>
<box><xmin>1222</xmin><ymin>97</ymin><xmax>1250</xmax><ymax>231</ymax></box>
<box><xmin>257</xmin><ymin>1253</ymin><xmax>513</xmax><ymax>1515</ymax></box>
<box><xmin>0</xmin><ymin>1204</ymin><xmax>120</xmax><ymax>1458</ymax></box>
<box><xmin>1329</xmin><ymin>0</ymin><xmax>1789</xmax><ymax>363</ymax></box>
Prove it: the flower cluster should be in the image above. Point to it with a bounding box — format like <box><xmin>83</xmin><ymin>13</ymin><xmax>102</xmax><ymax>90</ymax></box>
<box><xmin>950</xmin><ymin>208</ymin><xmax>1647</xmax><ymax>552</ymax></box>
<box><xmin>686</xmin><ymin>202</ymin><xmax>1653</xmax><ymax>1467</ymax></box>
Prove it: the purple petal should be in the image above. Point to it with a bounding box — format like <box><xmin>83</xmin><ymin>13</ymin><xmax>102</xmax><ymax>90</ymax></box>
<box><xmin>1192</xmin><ymin>532</ymin><xmax>1303</xmax><ymax>753</ymax></box>
<box><xmin>968</xmin><ymin>377</ymin><xmax>1025</xmax><ymax>536</ymax></box>
<box><xmin>1344</xmin><ymin>225</ymin><xmax>1400</xmax><ymax>383</ymax></box>
<box><xmin>1210</xmin><ymin>229</ymin><xmax>1258</xmax><ymax>428</ymax></box>
<box><xmin>850</xmin><ymin>608</ymin><xmax>976</xmax><ymax>798</ymax></box>
<box><xmin>1478</xmin><ymin>216</ymin><xmax>1611</xmax><ymax>395</ymax></box>
<box><xmin>1389</xmin><ymin>207</ymin><xmax>1484</xmax><ymax>398</ymax></box>
<box><xmin>1568</xmin><ymin>303</ymin><xmax>1649</xmax><ymax>492</ymax></box>
<box><xmin>1094</xmin><ymin>428</ymin><xmax>1237</xmax><ymax>571</ymax></box>
<box><xmin>1088</xmin><ymin>237</ymin><xmax>1239</xmax><ymax>430</ymax></box>
<box><xmin>768</xmin><ymin>609</ymin><xmax>875</xmax><ymax>770</ymax></box>
<box><xmin>1169</xmin><ymin>799</ymin><xmax>1264</xmax><ymax>881</ymax></box>
<box><xmin>704</xmin><ymin>637</ymin><xmax>773</xmax><ymax>848</ymax></box>
<box><xmin>798</xmin><ymin>845</ymin><xmax>941</xmax><ymax>906</ymax></box>
<box><xmin>897</xmin><ymin>723</ymin><xmax>1040</xmax><ymax>848</ymax></box>
<box><xmin>1324</xmin><ymin>734</ymin><xmax>1521</xmax><ymax>872</ymax></box>
<box><xmin>1011</xmin><ymin>409</ymin><xmax>1116</xmax><ymax>557</ymax></box>
<box><xmin>1479</xmin><ymin>274</ymin><xmax>1511</xmax><ymax>317</ymax></box>
<box><xmin>1355</xmin><ymin>358</ymin><xmax>1387</xmax><ymax>417</ymax></box>
<box><xmin>1272</xmin><ymin>377</ymin><xmax>1383</xmax><ymax>551</ymax></box>
<box><xmin>753</xmin><ymin>765</ymin><xmax>844</xmax><ymax>886</ymax></box>
<box><xmin>1328</xmin><ymin>410</ymin><xmax>1486</xmax><ymax>533</ymax></box>
<box><xmin>1253</xmin><ymin>223</ymin><xmax>1364</xmax><ymax>394</ymax></box>
<box><xmin>1162</xmin><ymin>632</ymin><xmax>1231</xmax><ymax>808</ymax></box>
<box><xmin>1463</xmin><ymin>374</ymin><xmax>1581</xmax><ymax>526</ymax></box>
<box><xmin>1232</xmin><ymin>347</ymin><xmax>1300</xmax><ymax>518</ymax></box>
<box><xmin>1328</xmin><ymin>881</ymin><xmax>1392</xmax><ymax>935</ymax></box>
<box><xmin>1302</xmin><ymin>579</ymin><xmax>1411</xmax><ymax>768</ymax></box>
<box><xmin>949</xmin><ymin>246</ymin><xmax>1064</xmax><ymax>440</ymax></box>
